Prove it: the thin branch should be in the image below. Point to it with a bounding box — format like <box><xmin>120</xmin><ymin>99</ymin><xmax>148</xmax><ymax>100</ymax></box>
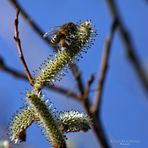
<box><xmin>106</xmin><ymin>0</ymin><xmax>148</xmax><ymax>92</ymax></box>
<box><xmin>82</xmin><ymin>97</ymin><xmax>110</xmax><ymax>148</ymax></box>
<box><xmin>9</xmin><ymin>0</ymin><xmax>52</xmax><ymax>47</ymax></box>
<box><xmin>0</xmin><ymin>56</ymin><xmax>26</xmax><ymax>79</ymax></box>
<box><xmin>69</xmin><ymin>64</ymin><xmax>110</xmax><ymax>147</ymax></box>
<box><xmin>14</xmin><ymin>9</ymin><xmax>33</xmax><ymax>86</ymax></box>
<box><xmin>84</xmin><ymin>73</ymin><xmax>95</xmax><ymax>99</ymax></box>
<box><xmin>91</xmin><ymin>19</ymin><xmax>118</xmax><ymax>116</ymax></box>
<box><xmin>69</xmin><ymin>63</ymin><xmax>85</xmax><ymax>95</ymax></box>
<box><xmin>48</xmin><ymin>85</ymin><xmax>82</xmax><ymax>101</ymax></box>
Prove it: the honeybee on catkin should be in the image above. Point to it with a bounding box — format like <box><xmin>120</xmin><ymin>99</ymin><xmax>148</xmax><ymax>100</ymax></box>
<box><xmin>43</xmin><ymin>22</ymin><xmax>78</xmax><ymax>48</ymax></box>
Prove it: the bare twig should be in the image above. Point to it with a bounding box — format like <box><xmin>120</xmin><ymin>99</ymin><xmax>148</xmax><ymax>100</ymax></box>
<box><xmin>69</xmin><ymin>63</ymin><xmax>110</xmax><ymax>147</ymax></box>
<box><xmin>0</xmin><ymin>64</ymin><xmax>27</xmax><ymax>80</ymax></box>
<box><xmin>48</xmin><ymin>85</ymin><xmax>82</xmax><ymax>101</ymax></box>
<box><xmin>106</xmin><ymin>0</ymin><xmax>148</xmax><ymax>92</ymax></box>
<box><xmin>83</xmin><ymin>98</ymin><xmax>110</xmax><ymax>148</ymax></box>
<box><xmin>91</xmin><ymin>19</ymin><xmax>118</xmax><ymax>116</ymax></box>
<box><xmin>14</xmin><ymin>9</ymin><xmax>33</xmax><ymax>86</ymax></box>
<box><xmin>69</xmin><ymin>63</ymin><xmax>85</xmax><ymax>95</ymax></box>
<box><xmin>82</xmin><ymin>74</ymin><xmax>109</xmax><ymax>148</ymax></box>
<box><xmin>9</xmin><ymin>0</ymin><xmax>52</xmax><ymax>47</ymax></box>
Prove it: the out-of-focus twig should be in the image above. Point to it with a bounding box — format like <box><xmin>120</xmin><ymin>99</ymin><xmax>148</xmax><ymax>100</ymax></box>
<box><xmin>0</xmin><ymin>56</ymin><xmax>26</xmax><ymax>79</ymax></box>
<box><xmin>69</xmin><ymin>63</ymin><xmax>85</xmax><ymax>95</ymax></box>
<box><xmin>91</xmin><ymin>19</ymin><xmax>118</xmax><ymax>116</ymax></box>
<box><xmin>14</xmin><ymin>9</ymin><xmax>34</xmax><ymax>86</ymax></box>
<box><xmin>73</xmin><ymin>71</ymin><xmax>109</xmax><ymax>148</ymax></box>
<box><xmin>106</xmin><ymin>0</ymin><xmax>148</xmax><ymax>92</ymax></box>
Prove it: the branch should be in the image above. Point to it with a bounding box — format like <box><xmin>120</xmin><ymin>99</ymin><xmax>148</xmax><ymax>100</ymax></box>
<box><xmin>69</xmin><ymin>63</ymin><xmax>85</xmax><ymax>95</ymax></box>
<box><xmin>13</xmin><ymin>9</ymin><xmax>33</xmax><ymax>86</ymax></box>
<box><xmin>9</xmin><ymin>0</ymin><xmax>52</xmax><ymax>47</ymax></box>
<box><xmin>0</xmin><ymin>56</ymin><xmax>26</xmax><ymax>79</ymax></box>
<box><xmin>106</xmin><ymin>0</ymin><xmax>148</xmax><ymax>93</ymax></box>
<box><xmin>91</xmin><ymin>19</ymin><xmax>118</xmax><ymax>116</ymax></box>
<box><xmin>69</xmin><ymin>62</ymin><xmax>110</xmax><ymax>147</ymax></box>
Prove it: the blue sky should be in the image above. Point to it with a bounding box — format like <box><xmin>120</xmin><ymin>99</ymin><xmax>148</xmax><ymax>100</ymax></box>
<box><xmin>0</xmin><ymin>0</ymin><xmax>148</xmax><ymax>148</ymax></box>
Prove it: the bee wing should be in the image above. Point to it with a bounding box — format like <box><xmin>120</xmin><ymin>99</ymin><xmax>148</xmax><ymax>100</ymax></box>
<box><xmin>43</xmin><ymin>26</ymin><xmax>61</xmax><ymax>38</ymax></box>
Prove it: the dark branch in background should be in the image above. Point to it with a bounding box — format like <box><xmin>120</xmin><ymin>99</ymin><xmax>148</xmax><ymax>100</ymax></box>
<box><xmin>69</xmin><ymin>63</ymin><xmax>85</xmax><ymax>95</ymax></box>
<box><xmin>0</xmin><ymin>56</ymin><xmax>26</xmax><ymax>79</ymax></box>
<box><xmin>13</xmin><ymin>9</ymin><xmax>34</xmax><ymax>86</ymax></box>
<box><xmin>91</xmin><ymin>19</ymin><xmax>118</xmax><ymax>117</ymax></box>
<box><xmin>106</xmin><ymin>0</ymin><xmax>148</xmax><ymax>93</ymax></box>
<box><xmin>80</xmin><ymin>73</ymin><xmax>110</xmax><ymax>148</ymax></box>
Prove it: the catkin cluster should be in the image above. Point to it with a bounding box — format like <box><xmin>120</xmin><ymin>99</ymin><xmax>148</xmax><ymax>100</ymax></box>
<box><xmin>9</xmin><ymin>20</ymin><xmax>96</xmax><ymax>147</ymax></box>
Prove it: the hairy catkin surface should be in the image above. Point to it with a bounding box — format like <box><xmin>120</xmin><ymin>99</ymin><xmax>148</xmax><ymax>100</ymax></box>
<box><xmin>33</xmin><ymin>20</ymin><xmax>96</xmax><ymax>92</ymax></box>
<box><xmin>26</xmin><ymin>92</ymin><xmax>65</xmax><ymax>146</ymax></box>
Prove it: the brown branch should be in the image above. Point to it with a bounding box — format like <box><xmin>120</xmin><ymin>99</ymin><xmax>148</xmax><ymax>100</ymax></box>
<box><xmin>82</xmin><ymin>97</ymin><xmax>110</xmax><ymax>148</ymax></box>
<box><xmin>69</xmin><ymin>63</ymin><xmax>85</xmax><ymax>95</ymax></box>
<box><xmin>106</xmin><ymin>0</ymin><xmax>148</xmax><ymax>93</ymax></box>
<box><xmin>48</xmin><ymin>85</ymin><xmax>81</xmax><ymax>101</ymax></box>
<box><xmin>73</xmin><ymin>73</ymin><xmax>109</xmax><ymax>148</ymax></box>
<box><xmin>13</xmin><ymin>9</ymin><xmax>33</xmax><ymax>86</ymax></box>
<box><xmin>9</xmin><ymin>0</ymin><xmax>52</xmax><ymax>47</ymax></box>
<box><xmin>91</xmin><ymin>19</ymin><xmax>118</xmax><ymax>116</ymax></box>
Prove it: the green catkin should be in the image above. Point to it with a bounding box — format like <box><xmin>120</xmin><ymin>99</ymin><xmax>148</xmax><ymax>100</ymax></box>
<box><xmin>59</xmin><ymin>111</ymin><xmax>91</xmax><ymax>133</ymax></box>
<box><xmin>9</xmin><ymin>107</ymin><xmax>92</xmax><ymax>143</ymax></box>
<box><xmin>26</xmin><ymin>91</ymin><xmax>66</xmax><ymax>147</ymax></box>
<box><xmin>33</xmin><ymin>20</ymin><xmax>95</xmax><ymax>92</ymax></box>
<box><xmin>9</xmin><ymin>106</ymin><xmax>38</xmax><ymax>143</ymax></box>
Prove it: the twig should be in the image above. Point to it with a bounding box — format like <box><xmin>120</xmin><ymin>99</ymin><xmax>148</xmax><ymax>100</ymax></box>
<box><xmin>48</xmin><ymin>85</ymin><xmax>82</xmax><ymax>101</ymax></box>
<box><xmin>70</xmin><ymin>65</ymin><xmax>110</xmax><ymax>147</ymax></box>
<box><xmin>83</xmin><ymin>99</ymin><xmax>110</xmax><ymax>148</ymax></box>
<box><xmin>9</xmin><ymin>0</ymin><xmax>52</xmax><ymax>47</ymax></box>
<box><xmin>106</xmin><ymin>0</ymin><xmax>148</xmax><ymax>92</ymax></box>
<box><xmin>69</xmin><ymin>63</ymin><xmax>85</xmax><ymax>95</ymax></box>
<box><xmin>91</xmin><ymin>19</ymin><xmax>118</xmax><ymax>116</ymax></box>
<box><xmin>13</xmin><ymin>9</ymin><xmax>33</xmax><ymax>86</ymax></box>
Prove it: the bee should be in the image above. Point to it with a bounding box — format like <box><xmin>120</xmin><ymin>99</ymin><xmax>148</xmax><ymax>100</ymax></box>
<box><xmin>43</xmin><ymin>22</ymin><xmax>78</xmax><ymax>48</ymax></box>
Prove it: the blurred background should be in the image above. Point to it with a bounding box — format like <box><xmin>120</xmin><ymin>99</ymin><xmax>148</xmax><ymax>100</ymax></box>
<box><xmin>0</xmin><ymin>0</ymin><xmax>148</xmax><ymax>148</ymax></box>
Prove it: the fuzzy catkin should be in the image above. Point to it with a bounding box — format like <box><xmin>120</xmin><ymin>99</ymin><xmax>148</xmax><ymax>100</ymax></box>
<box><xmin>26</xmin><ymin>91</ymin><xmax>66</xmax><ymax>147</ymax></box>
<box><xmin>33</xmin><ymin>20</ymin><xmax>96</xmax><ymax>92</ymax></box>
<box><xmin>9</xmin><ymin>106</ymin><xmax>38</xmax><ymax>143</ymax></box>
<box><xmin>59</xmin><ymin>110</ymin><xmax>91</xmax><ymax>133</ymax></box>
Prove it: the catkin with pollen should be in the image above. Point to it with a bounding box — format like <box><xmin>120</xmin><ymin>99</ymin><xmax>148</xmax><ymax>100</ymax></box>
<box><xmin>33</xmin><ymin>20</ymin><xmax>96</xmax><ymax>92</ymax></box>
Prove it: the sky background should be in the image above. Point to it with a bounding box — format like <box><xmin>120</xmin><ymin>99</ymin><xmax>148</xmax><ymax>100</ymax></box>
<box><xmin>0</xmin><ymin>0</ymin><xmax>148</xmax><ymax>148</ymax></box>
